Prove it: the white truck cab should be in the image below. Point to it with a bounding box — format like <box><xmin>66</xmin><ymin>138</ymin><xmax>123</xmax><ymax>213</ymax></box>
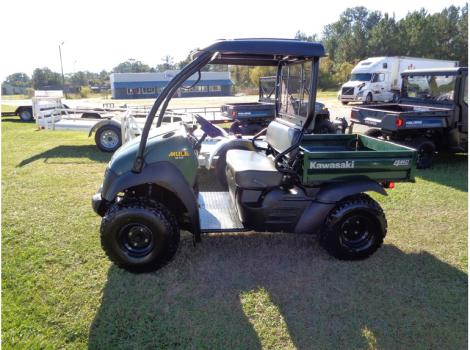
<box><xmin>338</xmin><ymin>56</ymin><xmax>458</xmax><ymax>104</ymax></box>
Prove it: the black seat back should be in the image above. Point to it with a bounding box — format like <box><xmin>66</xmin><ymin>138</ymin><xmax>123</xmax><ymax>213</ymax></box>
<box><xmin>265</xmin><ymin>118</ymin><xmax>301</xmax><ymax>154</ymax></box>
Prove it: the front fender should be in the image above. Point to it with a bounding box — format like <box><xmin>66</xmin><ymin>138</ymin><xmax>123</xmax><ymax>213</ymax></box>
<box><xmin>101</xmin><ymin>161</ymin><xmax>200</xmax><ymax>235</ymax></box>
<box><xmin>88</xmin><ymin>119</ymin><xmax>121</xmax><ymax>137</ymax></box>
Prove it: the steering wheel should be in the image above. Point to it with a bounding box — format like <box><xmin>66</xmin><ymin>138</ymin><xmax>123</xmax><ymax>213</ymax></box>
<box><xmin>194</xmin><ymin>114</ymin><xmax>227</xmax><ymax>138</ymax></box>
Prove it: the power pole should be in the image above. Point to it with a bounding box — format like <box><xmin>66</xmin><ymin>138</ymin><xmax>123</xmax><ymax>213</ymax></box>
<box><xmin>59</xmin><ymin>41</ymin><xmax>67</xmax><ymax>98</ymax></box>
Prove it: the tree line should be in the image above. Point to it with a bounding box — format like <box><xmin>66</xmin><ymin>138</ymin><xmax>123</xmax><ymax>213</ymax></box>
<box><xmin>2</xmin><ymin>4</ymin><xmax>467</xmax><ymax>95</ymax></box>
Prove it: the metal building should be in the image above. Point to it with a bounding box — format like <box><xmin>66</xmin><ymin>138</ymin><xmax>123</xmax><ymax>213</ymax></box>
<box><xmin>110</xmin><ymin>70</ymin><xmax>233</xmax><ymax>99</ymax></box>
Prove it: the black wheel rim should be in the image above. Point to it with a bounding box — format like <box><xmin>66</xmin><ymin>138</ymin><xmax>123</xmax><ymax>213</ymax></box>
<box><xmin>339</xmin><ymin>213</ymin><xmax>376</xmax><ymax>251</ymax></box>
<box><xmin>119</xmin><ymin>223</ymin><xmax>154</xmax><ymax>257</ymax></box>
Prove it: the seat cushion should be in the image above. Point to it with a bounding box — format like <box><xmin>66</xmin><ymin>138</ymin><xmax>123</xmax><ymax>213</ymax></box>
<box><xmin>226</xmin><ymin>150</ymin><xmax>282</xmax><ymax>188</ymax></box>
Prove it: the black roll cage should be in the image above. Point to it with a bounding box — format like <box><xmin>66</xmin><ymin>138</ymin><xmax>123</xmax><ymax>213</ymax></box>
<box><xmin>132</xmin><ymin>51</ymin><xmax>320</xmax><ymax>173</ymax></box>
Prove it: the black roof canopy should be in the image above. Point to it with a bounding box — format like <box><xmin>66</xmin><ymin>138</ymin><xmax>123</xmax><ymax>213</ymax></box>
<box><xmin>192</xmin><ymin>38</ymin><xmax>325</xmax><ymax>66</ymax></box>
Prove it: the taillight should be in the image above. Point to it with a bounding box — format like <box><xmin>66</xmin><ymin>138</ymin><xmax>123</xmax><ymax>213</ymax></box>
<box><xmin>383</xmin><ymin>181</ymin><xmax>395</xmax><ymax>189</ymax></box>
<box><xmin>395</xmin><ymin>117</ymin><xmax>404</xmax><ymax>128</ymax></box>
<box><xmin>231</xmin><ymin>111</ymin><xmax>237</xmax><ymax>118</ymax></box>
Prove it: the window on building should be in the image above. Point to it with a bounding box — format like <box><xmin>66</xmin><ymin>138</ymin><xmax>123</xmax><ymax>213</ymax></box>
<box><xmin>209</xmin><ymin>85</ymin><xmax>222</xmax><ymax>92</ymax></box>
<box><xmin>142</xmin><ymin>87</ymin><xmax>155</xmax><ymax>94</ymax></box>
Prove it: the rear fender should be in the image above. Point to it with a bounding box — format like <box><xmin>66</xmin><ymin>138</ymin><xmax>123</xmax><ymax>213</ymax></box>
<box><xmin>294</xmin><ymin>180</ymin><xmax>386</xmax><ymax>234</ymax></box>
<box><xmin>315</xmin><ymin>180</ymin><xmax>387</xmax><ymax>204</ymax></box>
<box><xmin>88</xmin><ymin>119</ymin><xmax>121</xmax><ymax>137</ymax></box>
<box><xmin>102</xmin><ymin>161</ymin><xmax>200</xmax><ymax>236</ymax></box>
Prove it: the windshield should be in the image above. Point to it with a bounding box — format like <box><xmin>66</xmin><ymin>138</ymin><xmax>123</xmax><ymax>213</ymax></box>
<box><xmin>279</xmin><ymin>61</ymin><xmax>312</xmax><ymax>118</ymax></box>
<box><xmin>402</xmin><ymin>74</ymin><xmax>456</xmax><ymax>102</ymax></box>
<box><xmin>350</xmin><ymin>73</ymin><xmax>372</xmax><ymax>82</ymax></box>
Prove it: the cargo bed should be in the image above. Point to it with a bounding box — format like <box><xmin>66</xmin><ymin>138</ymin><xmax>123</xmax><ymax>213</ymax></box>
<box><xmin>300</xmin><ymin>134</ymin><xmax>416</xmax><ymax>184</ymax></box>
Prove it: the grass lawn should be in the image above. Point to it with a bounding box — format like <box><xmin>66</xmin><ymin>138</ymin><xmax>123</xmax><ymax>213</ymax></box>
<box><xmin>2</xmin><ymin>117</ymin><xmax>467</xmax><ymax>349</ymax></box>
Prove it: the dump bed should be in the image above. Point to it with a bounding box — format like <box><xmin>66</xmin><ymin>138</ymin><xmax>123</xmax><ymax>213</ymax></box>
<box><xmin>300</xmin><ymin>134</ymin><xmax>416</xmax><ymax>184</ymax></box>
<box><xmin>350</xmin><ymin>103</ymin><xmax>453</xmax><ymax>131</ymax></box>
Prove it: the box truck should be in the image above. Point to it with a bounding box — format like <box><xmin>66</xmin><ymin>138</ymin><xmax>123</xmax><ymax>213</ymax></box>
<box><xmin>338</xmin><ymin>56</ymin><xmax>458</xmax><ymax>104</ymax></box>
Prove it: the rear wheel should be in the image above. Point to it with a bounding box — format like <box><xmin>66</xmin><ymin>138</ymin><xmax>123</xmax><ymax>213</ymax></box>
<box><xmin>95</xmin><ymin>124</ymin><xmax>122</xmax><ymax>152</ymax></box>
<box><xmin>341</xmin><ymin>101</ymin><xmax>349</xmax><ymax>105</ymax></box>
<box><xmin>100</xmin><ymin>199</ymin><xmax>180</xmax><ymax>273</ymax></box>
<box><xmin>321</xmin><ymin>194</ymin><xmax>387</xmax><ymax>260</ymax></box>
<box><xmin>411</xmin><ymin>137</ymin><xmax>435</xmax><ymax>169</ymax></box>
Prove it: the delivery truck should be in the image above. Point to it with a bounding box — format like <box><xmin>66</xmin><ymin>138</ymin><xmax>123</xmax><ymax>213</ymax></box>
<box><xmin>338</xmin><ymin>56</ymin><xmax>458</xmax><ymax>104</ymax></box>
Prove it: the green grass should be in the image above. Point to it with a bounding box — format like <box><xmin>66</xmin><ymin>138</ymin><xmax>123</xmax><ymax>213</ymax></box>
<box><xmin>2</xmin><ymin>117</ymin><xmax>467</xmax><ymax>349</ymax></box>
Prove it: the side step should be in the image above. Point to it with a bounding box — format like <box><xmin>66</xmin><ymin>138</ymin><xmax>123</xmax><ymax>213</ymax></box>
<box><xmin>198</xmin><ymin>192</ymin><xmax>246</xmax><ymax>233</ymax></box>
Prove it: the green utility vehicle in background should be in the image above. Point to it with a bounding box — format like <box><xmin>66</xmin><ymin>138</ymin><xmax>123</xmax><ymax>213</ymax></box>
<box><xmin>92</xmin><ymin>39</ymin><xmax>417</xmax><ymax>273</ymax></box>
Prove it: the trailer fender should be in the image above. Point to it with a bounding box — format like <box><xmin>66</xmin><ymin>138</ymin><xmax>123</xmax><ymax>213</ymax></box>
<box><xmin>294</xmin><ymin>180</ymin><xmax>386</xmax><ymax>234</ymax></box>
<box><xmin>316</xmin><ymin>180</ymin><xmax>387</xmax><ymax>204</ymax></box>
<box><xmin>88</xmin><ymin>119</ymin><xmax>121</xmax><ymax>137</ymax></box>
<box><xmin>101</xmin><ymin>161</ymin><xmax>200</xmax><ymax>238</ymax></box>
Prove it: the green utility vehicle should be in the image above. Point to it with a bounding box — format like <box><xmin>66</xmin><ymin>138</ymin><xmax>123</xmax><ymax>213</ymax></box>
<box><xmin>92</xmin><ymin>39</ymin><xmax>417</xmax><ymax>273</ymax></box>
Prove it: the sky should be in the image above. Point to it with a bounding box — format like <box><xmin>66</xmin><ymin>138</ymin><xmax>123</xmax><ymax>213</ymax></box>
<box><xmin>1</xmin><ymin>0</ymin><xmax>467</xmax><ymax>81</ymax></box>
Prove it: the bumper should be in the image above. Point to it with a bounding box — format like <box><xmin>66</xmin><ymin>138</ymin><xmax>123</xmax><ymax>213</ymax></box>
<box><xmin>92</xmin><ymin>191</ymin><xmax>108</xmax><ymax>216</ymax></box>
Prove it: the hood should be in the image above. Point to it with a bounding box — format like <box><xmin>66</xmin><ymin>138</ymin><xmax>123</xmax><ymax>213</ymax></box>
<box><xmin>342</xmin><ymin>81</ymin><xmax>367</xmax><ymax>88</ymax></box>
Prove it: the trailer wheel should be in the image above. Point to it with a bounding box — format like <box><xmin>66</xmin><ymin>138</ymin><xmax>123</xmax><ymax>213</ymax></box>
<box><xmin>320</xmin><ymin>194</ymin><xmax>387</xmax><ymax>260</ymax></box>
<box><xmin>100</xmin><ymin>199</ymin><xmax>180</xmax><ymax>273</ymax></box>
<box><xmin>364</xmin><ymin>128</ymin><xmax>382</xmax><ymax>138</ymax></box>
<box><xmin>314</xmin><ymin>120</ymin><xmax>336</xmax><ymax>134</ymax></box>
<box><xmin>18</xmin><ymin>108</ymin><xmax>33</xmax><ymax>122</ymax></box>
<box><xmin>95</xmin><ymin>125</ymin><xmax>122</xmax><ymax>152</ymax></box>
<box><xmin>411</xmin><ymin>137</ymin><xmax>435</xmax><ymax>169</ymax></box>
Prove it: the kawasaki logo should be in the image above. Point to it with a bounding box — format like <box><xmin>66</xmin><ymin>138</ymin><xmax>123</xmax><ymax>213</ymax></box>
<box><xmin>310</xmin><ymin>161</ymin><xmax>355</xmax><ymax>169</ymax></box>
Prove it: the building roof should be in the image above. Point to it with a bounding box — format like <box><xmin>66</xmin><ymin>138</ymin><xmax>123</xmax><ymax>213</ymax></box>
<box><xmin>193</xmin><ymin>38</ymin><xmax>325</xmax><ymax>66</ymax></box>
<box><xmin>110</xmin><ymin>70</ymin><xmax>230</xmax><ymax>83</ymax></box>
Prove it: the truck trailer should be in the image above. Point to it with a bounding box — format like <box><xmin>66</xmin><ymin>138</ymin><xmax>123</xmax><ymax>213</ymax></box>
<box><xmin>339</xmin><ymin>56</ymin><xmax>458</xmax><ymax>104</ymax></box>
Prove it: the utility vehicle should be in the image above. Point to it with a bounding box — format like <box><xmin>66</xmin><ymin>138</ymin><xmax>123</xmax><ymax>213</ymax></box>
<box><xmin>222</xmin><ymin>76</ymin><xmax>334</xmax><ymax>135</ymax></box>
<box><xmin>350</xmin><ymin>67</ymin><xmax>468</xmax><ymax>168</ymax></box>
<box><xmin>92</xmin><ymin>39</ymin><xmax>417</xmax><ymax>273</ymax></box>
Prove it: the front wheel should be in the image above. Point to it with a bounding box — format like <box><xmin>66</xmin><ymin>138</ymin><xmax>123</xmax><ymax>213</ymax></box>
<box><xmin>100</xmin><ymin>199</ymin><xmax>180</xmax><ymax>273</ymax></box>
<box><xmin>364</xmin><ymin>128</ymin><xmax>382</xmax><ymax>138</ymax></box>
<box><xmin>320</xmin><ymin>194</ymin><xmax>387</xmax><ymax>260</ymax></box>
<box><xmin>364</xmin><ymin>93</ymin><xmax>373</xmax><ymax>104</ymax></box>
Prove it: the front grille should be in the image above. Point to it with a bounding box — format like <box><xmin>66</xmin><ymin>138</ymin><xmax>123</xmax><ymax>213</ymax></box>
<box><xmin>342</xmin><ymin>87</ymin><xmax>355</xmax><ymax>95</ymax></box>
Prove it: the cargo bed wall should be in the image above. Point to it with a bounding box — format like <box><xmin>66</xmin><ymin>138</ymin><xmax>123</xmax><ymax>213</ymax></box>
<box><xmin>300</xmin><ymin>134</ymin><xmax>416</xmax><ymax>184</ymax></box>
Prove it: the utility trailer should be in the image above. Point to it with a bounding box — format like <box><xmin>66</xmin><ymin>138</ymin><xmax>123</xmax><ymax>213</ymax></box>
<box><xmin>349</xmin><ymin>67</ymin><xmax>468</xmax><ymax>168</ymax></box>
